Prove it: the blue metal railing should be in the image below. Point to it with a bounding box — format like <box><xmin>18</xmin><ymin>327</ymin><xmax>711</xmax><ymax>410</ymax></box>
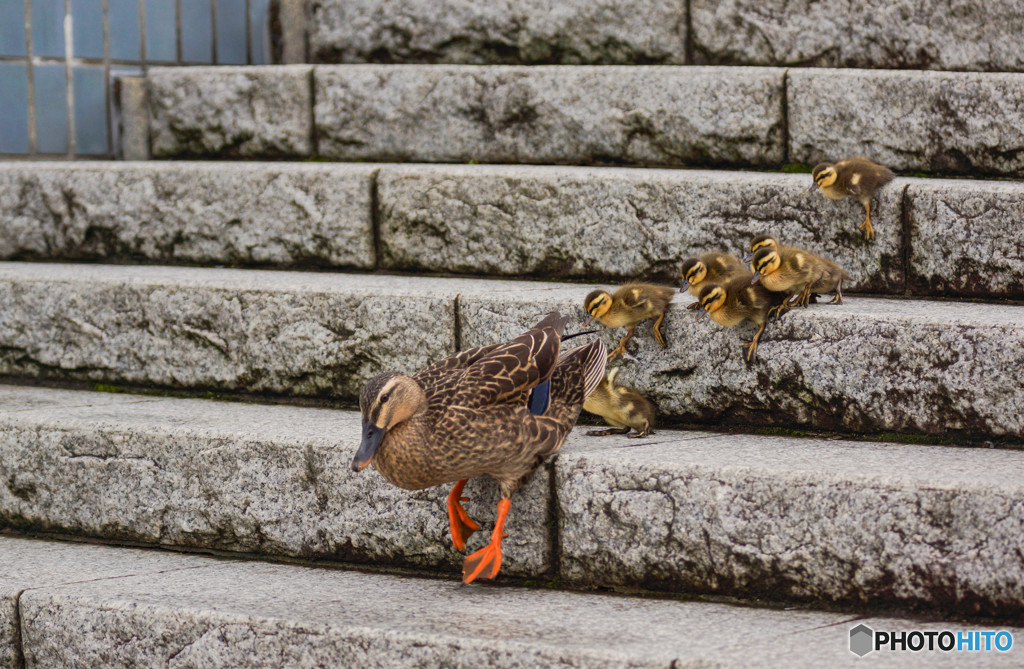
<box><xmin>0</xmin><ymin>0</ymin><xmax>271</xmax><ymax>158</ymax></box>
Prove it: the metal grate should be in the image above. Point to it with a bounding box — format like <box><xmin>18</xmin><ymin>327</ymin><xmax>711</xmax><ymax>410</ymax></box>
<box><xmin>0</xmin><ymin>0</ymin><xmax>272</xmax><ymax>158</ymax></box>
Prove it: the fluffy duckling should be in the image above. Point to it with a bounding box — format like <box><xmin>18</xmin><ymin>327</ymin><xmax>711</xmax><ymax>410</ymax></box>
<box><xmin>696</xmin><ymin>273</ymin><xmax>780</xmax><ymax>363</ymax></box>
<box><xmin>750</xmin><ymin>247</ymin><xmax>818</xmax><ymax>316</ymax></box>
<box><xmin>810</xmin><ymin>157</ymin><xmax>894</xmax><ymax>241</ymax></box>
<box><xmin>584</xmin><ymin>283</ymin><xmax>675</xmax><ymax>361</ymax></box>
<box><xmin>583</xmin><ymin>367</ymin><xmax>656</xmax><ymax>438</ymax></box>
<box><xmin>353</xmin><ymin>312</ymin><xmax>606</xmax><ymax>584</ymax></box>
<box><xmin>806</xmin><ymin>255</ymin><xmax>852</xmax><ymax>305</ymax></box>
<box><xmin>679</xmin><ymin>252</ymin><xmax>746</xmax><ymax>309</ymax></box>
<box><xmin>743</xmin><ymin>233</ymin><xmax>792</xmax><ymax>263</ymax></box>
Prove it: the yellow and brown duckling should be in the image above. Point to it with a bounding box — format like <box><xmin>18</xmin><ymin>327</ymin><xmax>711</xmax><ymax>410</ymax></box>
<box><xmin>583</xmin><ymin>367</ymin><xmax>656</xmax><ymax>438</ymax></box>
<box><xmin>353</xmin><ymin>312</ymin><xmax>606</xmax><ymax>584</ymax></box>
<box><xmin>679</xmin><ymin>252</ymin><xmax>746</xmax><ymax>309</ymax></box>
<box><xmin>743</xmin><ymin>233</ymin><xmax>792</xmax><ymax>263</ymax></box>
<box><xmin>749</xmin><ymin>246</ymin><xmax>818</xmax><ymax>317</ymax></box>
<box><xmin>751</xmin><ymin>244</ymin><xmax>852</xmax><ymax>310</ymax></box>
<box><xmin>696</xmin><ymin>273</ymin><xmax>782</xmax><ymax>363</ymax></box>
<box><xmin>584</xmin><ymin>283</ymin><xmax>675</xmax><ymax>361</ymax></box>
<box><xmin>810</xmin><ymin>157</ymin><xmax>895</xmax><ymax>241</ymax></box>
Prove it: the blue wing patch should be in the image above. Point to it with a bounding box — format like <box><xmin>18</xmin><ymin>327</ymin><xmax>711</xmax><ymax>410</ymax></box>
<box><xmin>527</xmin><ymin>378</ymin><xmax>551</xmax><ymax>416</ymax></box>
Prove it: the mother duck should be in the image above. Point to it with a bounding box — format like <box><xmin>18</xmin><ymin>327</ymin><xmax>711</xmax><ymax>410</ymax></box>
<box><xmin>352</xmin><ymin>312</ymin><xmax>606</xmax><ymax>584</ymax></box>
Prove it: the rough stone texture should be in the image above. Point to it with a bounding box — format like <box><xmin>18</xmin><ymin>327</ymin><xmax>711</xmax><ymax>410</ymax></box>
<box><xmin>0</xmin><ymin>162</ymin><xmax>376</xmax><ymax>268</ymax></box>
<box><xmin>557</xmin><ymin>433</ymin><xmax>1024</xmax><ymax>614</ymax></box>
<box><xmin>315</xmin><ymin>65</ymin><xmax>785</xmax><ymax>167</ymax></box>
<box><xmin>0</xmin><ymin>264</ymin><xmax>468</xmax><ymax>398</ymax></box>
<box><xmin>906</xmin><ymin>179</ymin><xmax>1024</xmax><ymax>299</ymax></box>
<box><xmin>691</xmin><ymin>0</ymin><xmax>1024</xmax><ymax>72</ymax></box>
<box><xmin>789</xmin><ymin>69</ymin><xmax>1024</xmax><ymax>177</ymax></box>
<box><xmin>378</xmin><ymin>164</ymin><xmax>903</xmax><ymax>290</ymax></box>
<box><xmin>0</xmin><ymin>387</ymin><xmax>551</xmax><ymax>576</ymax></box>
<box><xmin>460</xmin><ymin>289</ymin><xmax>1024</xmax><ymax>440</ymax></box>
<box><xmin>148</xmin><ymin>66</ymin><xmax>313</xmax><ymax>159</ymax></box>
<box><xmin>115</xmin><ymin>77</ymin><xmax>149</xmax><ymax>160</ymax></box>
<box><xmin>308</xmin><ymin>0</ymin><xmax>687</xmax><ymax>65</ymax></box>
<box><xmin>18</xmin><ymin>542</ymin><xmax>1024</xmax><ymax>668</ymax></box>
<box><xmin>0</xmin><ymin>538</ymin><xmax>209</xmax><ymax>669</ymax></box>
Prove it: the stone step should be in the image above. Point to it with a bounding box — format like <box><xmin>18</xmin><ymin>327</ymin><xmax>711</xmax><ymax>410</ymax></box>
<box><xmin>146</xmin><ymin>64</ymin><xmax>1024</xmax><ymax>177</ymax></box>
<box><xmin>0</xmin><ymin>161</ymin><xmax>377</xmax><ymax>269</ymax></box>
<box><xmin>4</xmin><ymin>162</ymin><xmax>1023</xmax><ymax>299</ymax></box>
<box><xmin>3</xmin><ymin>385</ymin><xmax>1024</xmax><ymax>614</ymax></box>
<box><xmin>0</xmin><ymin>263</ymin><xmax>1021</xmax><ymax>440</ymax></box>
<box><xmin>7</xmin><ymin>537</ymin><xmax>1022</xmax><ymax>668</ymax></box>
<box><xmin>308</xmin><ymin>0</ymin><xmax>1024</xmax><ymax>73</ymax></box>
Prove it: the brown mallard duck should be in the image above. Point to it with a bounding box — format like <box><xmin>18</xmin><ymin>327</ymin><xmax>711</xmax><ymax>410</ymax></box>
<box><xmin>584</xmin><ymin>283</ymin><xmax>675</xmax><ymax>361</ymax></box>
<box><xmin>810</xmin><ymin>157</ymin><xmax>895</xmax><ymax>241</ymax></box>
<box><xmin>352</xmin><ymin>312</ymin><xmax>606</xmax><ymax>584</ymax></box>
<box><xmin>583</xmin><ymin>367</ymin><xmax>656</xmax><ymax>438</ymax></box>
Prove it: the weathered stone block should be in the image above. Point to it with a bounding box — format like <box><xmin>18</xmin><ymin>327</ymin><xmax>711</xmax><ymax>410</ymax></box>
<box><xmin>148</xmin><ymin>66</ymin><xmax>313</xmax><ymax>158</ymax></box>
<box><xmin>557</xmin><ymin>433</ymin><xmax>1024</xmax><ymax>614</ymax></box>
<box><xmin>309</xmin><ymin>0</ymin><xmax>687</xmax><ymax>65</ymax></box>
<box><xmin>0</xmin><ymin>538</ymin><xmax>210</xmax><ymax>669</ymax></box>
<box><xmin>789</xmin><ymin>69</ymin><xmax>1024</xmax><ymax>177</ymax></box>
<box><xmin>0</xmin><ymin>391</ymin><xmax>550</xmax><ymax>576</ymax></box>
<box><xmin>378</xmin><ymin>164</ymin><xmax>903</xmax><ymax>290</ymax></box>
<box><xmin>19</xmin><ymin>542</ymin><xmax>1024</xmax><ymax>667</ymax></box>
<box><xmin>691</xmin><ymin>0</ymin><xmax>1024</xmax><ymax>72</ymax></box>
<box><xmin>906</xmin><ymin>179</ymin><xmax>1024</xmax><ymax>299</ymax></box>
<box><xmin>315</xmin><ymin>65</ymin><xmax>785</xmax><ymax>167</ymax></box>
<box><xmin>460</xmin><ymin>288</ymin><xmax>1024</xmax><ymax>440</ymax></box>
<box><xmin>0</xmin><ymin>264</ymin><xmax>460</xmax><ymax>398</ymax></box>
<box><xmin>0</xmin><ymin>163</ymin><xmax>376</xmax><ymax>268</ymax></box>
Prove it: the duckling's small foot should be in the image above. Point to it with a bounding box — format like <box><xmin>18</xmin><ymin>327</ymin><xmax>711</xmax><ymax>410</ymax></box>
<box><xmin>587</xmin><ymin>426</ymin><xmax>631</xmax><ymax>436</ymax></box>
<box><xmin>627</xmin><ymin>424</ymin><xmax>653</xmax><ymax>438</ymax></box>
<box><xmin>686</xmin><ymin>301</ymin><xmax>700</xmax><ymax>311</ymax></box>
<box><xmin>742</xmin><ymin>340</ymin><xmax>759</xmax><ymax>363</ymax></box>
<box><xmin>447</xmin><ymin>479</ymin><xmax>480</xmax><ymax>552</ymax></box>
<box><xmin>829</xmin><ymin>293</ymin><xmax>843</xmax><ymax>305</ymax></box>
<box><xmin>606</xmin><ymin>345</ymin><xmax>625</xmax><ymax>362</ymax></box>
<box><xmin>859</xmin><ymin>217</ymin><xmax>875</xmax><ymax>241</ymax></box>
<box><xmin>768</xmin><ymin>304</ymin><xmax>789</xmax><ymax>320</ymax></box>
<box><xmin>652</xmin><ymin>311</ymin><xmax>668</xmax><ymax>347</ymax></box>
<box><xmin>463</xmin><ymin>499</ymin><xmax>511</xmax><ymax>584</ymax></box>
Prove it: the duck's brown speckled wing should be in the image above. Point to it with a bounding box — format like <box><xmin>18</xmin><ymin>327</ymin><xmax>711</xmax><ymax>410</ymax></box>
<box><xmin>447</xmin><ymin>319</ymin><xmax>565</xmax><ymax>411</ymax></box>
<box><xmin>412</xmin><ymin>342</ymin><xmax>505</xmax><ymax>406</ymax></box>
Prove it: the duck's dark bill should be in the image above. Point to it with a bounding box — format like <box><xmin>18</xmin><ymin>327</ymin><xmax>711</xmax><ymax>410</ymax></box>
<box><xmin>352</xmin><ymin>422</ymin><xmax>385</xmax><ymax>472</ymax></box>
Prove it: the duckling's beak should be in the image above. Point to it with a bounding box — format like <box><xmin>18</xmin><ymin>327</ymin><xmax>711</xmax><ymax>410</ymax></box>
<box><xmin>809</xmin><ymin>182</ymin><xmax>819</xmax><ymax>192</ymax></box>
<box><xmin>695</xmin><ymin>307</ymin><xmax>706</xmax><ymax>321</ymax></box>
<box><xmin>584</xmin><ymin>314</ymin><xmax>596</xmax><ymax>326</ymax></box>
<box><xmin>352</xmin><ymin>422</ymin><xmax>385</xmax><ymax>472</ymax></box>
<box><xmin>679</xmin><ymin>281</ymin><xmax>690</xmax><ymax>293</ymax></box>
<box><xmin>751</xmin><ymin>272</ymin><xmax>762</xmax><ymax>285</ymax></box>
<box><xmin>742</xmin><ymin>253</ymin><xmax>753</xmax><ymax>263</ymax></box>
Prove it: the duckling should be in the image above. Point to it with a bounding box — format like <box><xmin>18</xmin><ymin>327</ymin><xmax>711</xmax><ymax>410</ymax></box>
<box><xmin>583</xmin><ymin>367</ymin><xmax>656</xmax><ymax>438</ymax></box>
<box><xmin>353</xmin><ymin>312</ymin><xmax>606</xmax><ymax>584</ymax></box>
<box><xmin>810</xmin><ymin>157</ymin><xmax>894</xmax><ymax>241</ymax></box>
<box><xmin>749</xmin><ymin>246</ymin><xmax>818</xmax><ymax>317</ymax></box>
<box><xmin>806</xmin><ymin>254</ymin><xmax>852</xmax><ymax>305</ymax></box>
<box><xmin>584</xmin><ymin>283</ymin><xmax>676</xmax><ymax>361</ymax></box>
<box><xmin>679</xmin><ymin>252</ymin><xmax>746</xmax><ymax>309</ymax></box>
<box><xmin>696</xmin><ymin>273</ymin><xmax>780</xmax><ymax>363</ymax></box>
<box><xmin>743</xmin><ymin>233</ymin><xmax>793</xmax><ymax>263</ymax></box>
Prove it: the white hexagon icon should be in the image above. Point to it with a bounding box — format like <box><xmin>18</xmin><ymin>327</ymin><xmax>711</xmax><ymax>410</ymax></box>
<box><xmin>849</xmin><ymin>624</ymin><xmax>874</xmax><ymax>657</ymax></box>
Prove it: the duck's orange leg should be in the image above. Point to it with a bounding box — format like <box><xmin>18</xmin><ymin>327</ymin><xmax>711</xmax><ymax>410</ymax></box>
<box><xmin>447</xmin><ymin>479</ymin><xmax>480</xmax><ymax>552</ymax></box>
<box><xmin>462</xmin><ymin>498</ymin><xmax>511</xmax><ymax>584</ymax></box>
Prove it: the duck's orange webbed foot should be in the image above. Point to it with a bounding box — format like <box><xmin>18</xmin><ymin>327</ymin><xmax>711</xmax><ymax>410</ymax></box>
<box><xmin>447</xmin><ymin>479</ymin><xmax>480</xmax><ymax>552</ymax></box>
<box><xmin>462</xmin><ymin>498</ymin><xmax>511</xmax><ymax>584</ymax></box>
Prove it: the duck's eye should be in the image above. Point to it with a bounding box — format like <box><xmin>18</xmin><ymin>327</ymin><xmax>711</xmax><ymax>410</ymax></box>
<box><xmin>380</xmin><ymin>392</ymin><xmax>390</xmax><ymax>404</ymax></box>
